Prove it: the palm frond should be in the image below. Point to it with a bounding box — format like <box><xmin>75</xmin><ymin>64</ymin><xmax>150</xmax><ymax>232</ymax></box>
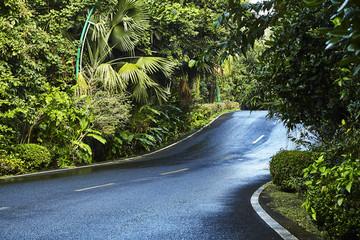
<box><xmin>95</xmin><ymin>63</ymin><xmax>127</xmax><ymax>92</ymax></box>
<box><xmin>118</xmin><ymin>62</ymin><xmax>141</xmax><ymax>83</ymax></box>
<box><xmin>136</xmin><ymin>57</ymin><xmax>175</xmax><ymax>77</ymax></box>
<box><xmin>118</xmin><ymin>62</ymin><xmax>168</xmax><ymax>103</ymax></box>
<box><xmin>109</xmin><ymin>0</ymin><xmax>149</xmax><ymax>52</ymax></box>
<box><xmin>111</xmin><ymin>25</ymin><xmax>137</xmax><ymax>52</ymax></box>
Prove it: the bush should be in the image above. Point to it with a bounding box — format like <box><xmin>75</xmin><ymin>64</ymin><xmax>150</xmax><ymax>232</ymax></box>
<box><xmin>190</xmin><ymin>101</ymin><xmax>239</xmax><ymax>129</ymax></box>
<box><xmin>13</xmin><ymin>144</ymin><xmax>51</xmax><ymax>171</ymax></box>
<box><xmin>223</xmin><ymin>100</ymin><xmax>240</xmax><ymax>110</ymax></box>
<box><xmin>0</xmin><ymin>155</ymin><xmax>26</xmax><ymax>176</ymax></box>
<box><xmin>303</xmin><ymin>156</ymin><xmax>360</xmax><ymax>239</ymax></box>
<box><xmin>269</xmin><ymin>150</ymin><xmax>315</xmax><ymax>192</ymax></box>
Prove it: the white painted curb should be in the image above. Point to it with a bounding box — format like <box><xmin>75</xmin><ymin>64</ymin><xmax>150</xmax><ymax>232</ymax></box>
<box><xmin>251</xmin><ymin>182</ymin><xmax>298</xmax><ymax>240</ymax></box>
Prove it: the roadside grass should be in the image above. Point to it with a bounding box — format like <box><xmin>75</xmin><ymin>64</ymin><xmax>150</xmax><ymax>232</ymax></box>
<box><xmin>264</xmin><ymin>183</ymin><xmax>327</xmax><ymax>239</ymax></box>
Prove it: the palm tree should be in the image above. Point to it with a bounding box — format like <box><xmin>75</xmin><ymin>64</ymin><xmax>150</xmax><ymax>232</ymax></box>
<box><xmin>76</xmin><ymin>0</ymin><xmax>174</xmax><ymax>103</ymax></box>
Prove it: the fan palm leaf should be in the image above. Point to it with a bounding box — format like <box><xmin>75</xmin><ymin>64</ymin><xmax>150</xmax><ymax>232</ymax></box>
<box><xmin>136</xmin><ymin>57</ymin><xmax>175</xmax><ymax>77</ymax></box>
<box><xmin>95</xmin><ymin>63</ymin><xmax>127</xmax><ymax>92</ymax></box>
<box><xmin>109</xmin><ymin>0</ymin><xmax>149</xmax><ymax>53</ymax></box>
<box><xmin>118</xmin><ymin>60</ymin><xmax>168</xmax><ymax>103</ymax></box>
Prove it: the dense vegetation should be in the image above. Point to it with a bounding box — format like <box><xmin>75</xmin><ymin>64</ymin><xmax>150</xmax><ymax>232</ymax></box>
<box><xmin>0</xmin><ymin>0</ymin><xmax>240</xmax><ymax>174</ymax></box>
<box><xmin>218</xmin><ymin>0</ymin><xmax>360</xmax><ymax>238</ymax></box>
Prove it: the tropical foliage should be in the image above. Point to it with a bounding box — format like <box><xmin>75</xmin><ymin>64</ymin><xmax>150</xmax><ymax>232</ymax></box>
<box><xmin>0</xmin><ymin>0</ymin><xmax>239</xmax><ymax>173</ymax></box>
<box><xmin>217</xmin><ymin>0</ymin><xmax>360</xmax><ymax>238</ymax></box>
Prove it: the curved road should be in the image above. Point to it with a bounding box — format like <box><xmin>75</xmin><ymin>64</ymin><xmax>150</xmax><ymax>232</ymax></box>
<box><xmin>0</xmin><ymin>111</ymin><xmax>295</xmax><ymax>239</ymax></box>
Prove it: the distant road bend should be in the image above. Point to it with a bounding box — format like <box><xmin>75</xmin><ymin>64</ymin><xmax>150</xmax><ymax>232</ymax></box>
<box><xmin>0</xmin><ymin>111</ymin><xmax>295</xmax><ymax>240</ymax></box>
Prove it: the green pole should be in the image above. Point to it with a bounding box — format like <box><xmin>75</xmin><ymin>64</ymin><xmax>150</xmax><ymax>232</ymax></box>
<box><xmin>75</xmin><ymin>0</ymin><xmax>99</xmax><ymax>80</ymax></box>
<box><xmin>215</xmin><ymin>77</ymin><xmax>221</xmax><ymax>103</ymax></box>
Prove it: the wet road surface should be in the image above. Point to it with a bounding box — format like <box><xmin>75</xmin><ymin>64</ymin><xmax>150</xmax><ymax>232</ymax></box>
<box><xmin>0</xmin><ymin>111</ymin><xmax>295</xmax><ymax>239</ymax></box>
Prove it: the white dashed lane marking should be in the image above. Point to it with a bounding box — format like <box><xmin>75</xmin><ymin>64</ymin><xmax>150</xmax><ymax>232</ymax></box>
<box><xmin>252</xmin><ymin>135</ymin><xmax>265</xmax><ymax>144</ymax></box>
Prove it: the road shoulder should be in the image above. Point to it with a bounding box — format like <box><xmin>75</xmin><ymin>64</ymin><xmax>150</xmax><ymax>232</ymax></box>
<box><xmin>254</xmin><ymin>183</ymin><xmax>320</xmax><ymax>239</ymax></box>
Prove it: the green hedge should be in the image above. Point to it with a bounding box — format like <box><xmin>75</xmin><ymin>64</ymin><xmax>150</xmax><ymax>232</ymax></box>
<box><xmin>13</xmin><ymin>144</ymin><xmax>52</xmax><ymax>171</ymax></box>
<box><xmin>269</xmin><ymin>150</ymin><xmax>315</xmax><ymax>192</ymax></box>
<box><xmin>0</xmin><ymin>156</ymin><xmax>26</xmax><ymax>176</ymax></box>
<box><xmin>190</xmin><ymin>101</ymin><xmax>240</xmax><ymax>129</ymax></box>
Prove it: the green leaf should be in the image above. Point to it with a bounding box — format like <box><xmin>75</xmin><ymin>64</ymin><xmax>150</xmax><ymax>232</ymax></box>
<box><xmin>303</xmin><ymin>0</ymin><xmax>326</xmax><ymax>8</ymax></box>
<box><xmin>120</xmin><ymin>131</ymin><xmax>134</xmax><ymax>141</ymax></box>
<box><xmin>331</xmin><ymin>17</ymin><xmax>342</xmax><ymax>27</ymax></box>
<box><xmin>114</xmin><ymin>137</ymin><xmax>123</xmax><ymax>145</ymax></box>
<box><xmin>188</xmin><ymin>59</ymin><xmax>196</xmax><ymax>68</ymax></box>
<box><xmin>337</xmin><ymin>197</ymin><xmax>344</xmax><ymax>206</ymax></box>
<box><xmin>316</xmin><ymin>155</ymin><xmax>325</xmax><ymax>163</ymax></box>
<box><xmin>348</xmin><ymin>42</ymin><xmax>360</xmax><ymax>52</ymax></box>
<box><xmin>319</xmin><ymin>166</ymin><xmax>326</xmax><ymax>172</ymax></box>
<box><xmin>87</xmin><ymin>133</ymin><xmax>106</xmax><ymax>144</ymax></box>
<box><xmin>354</xmin><ymin>65</ymin><xmax>360</xmax><ymax>75</ymax></box>
<box><xmin>72</xmin><ymin>140</ymin><xmax>92</xmax><ymax>155</ymax></box>
<box><xmin>345</xmin><ymin>181</ymin><xmax>353</xmax><ymax>193</ymax></box>
<box><xmin>311</xmin><ymin>207</ymin><xmax>317</xmax><ymax>220</ymax></box>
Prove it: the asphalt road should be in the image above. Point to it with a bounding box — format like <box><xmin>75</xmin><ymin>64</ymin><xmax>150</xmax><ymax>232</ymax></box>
<box><xmin>0</xmin><ymin>111</ymin><xmax>295</xmax><ymax>240</ymax></box>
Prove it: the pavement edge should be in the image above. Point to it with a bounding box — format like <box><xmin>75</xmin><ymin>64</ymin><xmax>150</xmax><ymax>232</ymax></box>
<box><xmin>251</xmin><ymin>182</ymin><xmax>298</xmax><ymax>240</ymax></box>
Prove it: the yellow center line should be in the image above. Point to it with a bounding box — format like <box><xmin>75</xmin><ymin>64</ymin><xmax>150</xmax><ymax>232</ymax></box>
<box><xmin>75</xmin><ymin>183</ymin><xmax>115</xmax><ymax>192</ymax></box>
<box><xmin>160</xmin><ymin>168</ymin><xmax>189</xmax><ymax>176</ymax></box>
<box><xmin>218</xmin><ymin>155</ymin><xmax>235</xmax><ymax>160</ymax></box>
<box><xmin>0</xmin><ymin>207</ymin><xmax>10</xmax><ymax>211</ymax></box>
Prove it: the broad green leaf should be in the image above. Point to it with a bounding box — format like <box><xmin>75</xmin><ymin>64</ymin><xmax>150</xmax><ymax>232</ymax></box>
<box><xmin>87</xmin><ymin>133</ymin><xmax>107</xmax><ymax>144</ymax></box>
<box><xmin>188</xmin><ymin>59</ymin><xmax>196</xmax><ymax>68</ymax></box>
<box><xmin>337</xmin><ymin>197</ymin><xmax>344</xmax><ymax>206</ymax></box>
<box><xmin>331</xmin><ymin>17</ymin><xmax>342</xmax><ymax>27</ymax></box>
<box><xmin>316</xmin><ymin>155</ymin><xmax>325</xmax><ymax>163</ymax></box>
<box><xmin>345</xmin><ymin>181</ymin><xmax>352</xmax><ymax>193</ymax></box>
<box><xmin>348</xmin><ymin>42</ymin><xmax>360</xmax><ymax>52</ymax></box>
<box><xmin>311</xmin><ymin>207</ymin><xmax>317</xmax><ymax>220</ymax></box>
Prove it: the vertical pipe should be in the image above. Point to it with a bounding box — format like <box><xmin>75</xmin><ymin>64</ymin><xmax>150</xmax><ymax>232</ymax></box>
<box><xmin>75</xmin><ymin>0</ymin><xmax>99</xmax><ymax>80</ymax></box>
<box><xmin>215</xmin><ymin>77</ymin><xmax>221</xmax><ymax>103</ymax></box>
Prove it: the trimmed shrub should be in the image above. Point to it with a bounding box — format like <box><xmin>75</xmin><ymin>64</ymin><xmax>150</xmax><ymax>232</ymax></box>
<box><xmin>13</xmin><ymin>144</ymin><xmax>51</xmax><ymax>171</ymax></box>
<box><xmin>190</xmin><ymin>101</ymin><xmax>240</xmax><ymax>129</ymax></box>
<box><xmin>269</xmin><ymin>150</ymin><xmax>315</xmax><ymax>192</ymax></box>
<box><xmin>0</xmin><ymin>156</ymin><xmax>26</xmax><ymax>176</ymax></box>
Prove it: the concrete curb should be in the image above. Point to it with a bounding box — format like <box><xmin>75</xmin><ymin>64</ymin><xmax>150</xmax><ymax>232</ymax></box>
<box><xmin>251</xmin><ymin>182</ymin><xmax>298</xmax><ymax>240</ymax></box>
<box><xmin>0</xmin><ymin>111</ymin><xmax>232</xmax><ymax>181</ymax></box>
